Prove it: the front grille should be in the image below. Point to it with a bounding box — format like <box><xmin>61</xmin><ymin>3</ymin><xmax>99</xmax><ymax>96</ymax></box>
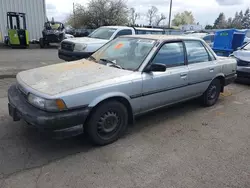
<box><xmin>61</xmin><ymin>41</ymin><xmax>74</xmax><ymax>51</ymax></box>
<box><xmin>237</xmin><ymin>59</ymin><xmax>250</xmax><ymax>66</ymax></box>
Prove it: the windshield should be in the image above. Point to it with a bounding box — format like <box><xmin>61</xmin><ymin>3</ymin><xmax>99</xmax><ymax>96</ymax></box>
<box><xmin>88</xmin><ymin>27</ymin><xmax>117</xmax><ymax>40</ymax></box>
<box><xmin>91</xmin><ymin>37</ymin><xmax>156</xmax><ymax>70</ymax></box>
<box><xmin>243</xmin><ymin>43</ymin><xmax>250</xmax><ymax>50</ymax></box>
<box><xmin>45</xmin><ymin>22</ymin><xmax>63</xmax><ymax>30</ymax></box>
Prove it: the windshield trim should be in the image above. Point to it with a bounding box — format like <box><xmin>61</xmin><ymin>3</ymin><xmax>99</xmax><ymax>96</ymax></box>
<box><xmin>242</xmin><ymin>42</ymin><xmax>250</xmax><ymax>50</ymax></box>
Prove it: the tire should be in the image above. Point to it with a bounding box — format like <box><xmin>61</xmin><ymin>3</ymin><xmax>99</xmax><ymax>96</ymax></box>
<box><xmin>202</xmin><ymin>79</ymin><xmax>221</xmax><ymax>107</ymax></box>
<box><xmin>85</xmin><ymin>101</ymin><xmax>128</xmax><ymax>146</ymax></box>
<box><xmin>39</xmin><ymin>38</ymin><xmax>45</xmax><ymax>48</ymax></box>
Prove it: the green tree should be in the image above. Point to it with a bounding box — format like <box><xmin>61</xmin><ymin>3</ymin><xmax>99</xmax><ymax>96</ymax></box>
<box><xmin>232</xmin><ymin>12</ymin><xmax>242</xmax><ymax>28</ymax></box>
<box><xmin>213</xmin><ymin>13</ymin><xmax>227</xmax><ymax>29</ymax></box>
<box><xmin>205</xmin><ymin>25</ymin><xmax>213</xmax><ymax>29</ymax></box>
<box><xmin>227</xmin><ymin>17</ymin><xmax>233</xmax><ymax>28</ymax></box>
<box><xmin>242</xmin><ymin>8</ymin><xmax>250</xmax><ymax>29</ymax></box>
<box><xmin>172</xmin><ymin>11</ymin><xmax>195</xmax><ymax>26</ymax></box>
<box><xmin>66</xmin><ymin>0</ymin><xmax>128</xmax><ymax>28</ymax></box>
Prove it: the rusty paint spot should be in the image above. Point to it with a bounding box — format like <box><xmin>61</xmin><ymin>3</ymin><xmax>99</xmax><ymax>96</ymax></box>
<box><xmin>216</xmin><ymin>112</ymin><xmax>225</xmax><ymax>116</ymax></box>
<box><xmin>48</xmin><ymin>60</ymin><xmax>96</xmax><ymax>72</ymax></box>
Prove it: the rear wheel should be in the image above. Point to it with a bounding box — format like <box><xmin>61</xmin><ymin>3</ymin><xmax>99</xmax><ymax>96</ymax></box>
<box><xmin>202</xmin><ymin>79</ymin><xmax>221</xmax><ymax>107</ymax></box>
<box><xmin>85</xmin><ymin>101</ymin><xmax>128</xmax><ymax>146</ymax></box>
<box><xmin>39</xmin><ymin>38</ymin><xmax>45</xmax><ymax>48</ymax></box>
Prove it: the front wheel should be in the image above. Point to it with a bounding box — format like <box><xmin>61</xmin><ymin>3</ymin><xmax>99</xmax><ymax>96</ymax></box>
<box><xmin>85</xmin><ymin>101</ymin><xmax>128</xmax><ymax>146</ymax></box>
<box><xmin>202</xmin><ymin>79</ymin><xmax>221</xmax><ymax>107</ymax></box>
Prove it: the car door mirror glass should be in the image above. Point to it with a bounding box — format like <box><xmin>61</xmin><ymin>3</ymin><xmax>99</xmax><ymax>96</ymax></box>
<box><xmin>145</xmin><ymin>63</ymin><xmax>166</xmax><ymax>72</ymax></box>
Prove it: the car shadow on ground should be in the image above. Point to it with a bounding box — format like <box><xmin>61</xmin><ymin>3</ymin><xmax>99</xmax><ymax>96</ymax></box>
<box><xmin>0</xmin><ymin>98</ymin><xmax>204</xmax><ymax>178</ymax></box>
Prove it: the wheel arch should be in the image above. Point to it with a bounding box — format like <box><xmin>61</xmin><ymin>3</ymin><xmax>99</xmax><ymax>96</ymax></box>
<box><xmin>87</xmin><ymin>93</ymin><xmax>134</xmax><ymax>125</ymax></box>
<box><xmin>213</xmin><ymin>73</ymin><xmax>225</xmax><ymax>92</ymax></box>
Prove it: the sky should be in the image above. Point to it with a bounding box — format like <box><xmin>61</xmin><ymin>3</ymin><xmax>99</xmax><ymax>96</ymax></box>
<box><xmin>45</xmin><ymin>0</ymin><xmax>250</xmax><ymax>26</ymax></box>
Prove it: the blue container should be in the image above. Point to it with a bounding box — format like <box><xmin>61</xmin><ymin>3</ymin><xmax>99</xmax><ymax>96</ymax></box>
<box><xmin>212</xmin><ymin>29</ymin><xmax>246</xmax><ymax>56</ymax></box>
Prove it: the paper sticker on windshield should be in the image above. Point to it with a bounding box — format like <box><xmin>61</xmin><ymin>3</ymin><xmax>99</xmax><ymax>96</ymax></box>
<box><xmin>137</xmin><ymin>39</ymin><xmax>155</xmax><ymax>44</ymax></box>
<box><xmin>114</xmin><ymin>43</ymin><xmax>124</xmax><ymax>49</ymax></box>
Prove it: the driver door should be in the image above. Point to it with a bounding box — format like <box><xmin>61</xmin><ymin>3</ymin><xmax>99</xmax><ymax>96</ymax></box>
<box><xmin>140</xmin><ymin>41</ymin><xmax>189</xmax><ymax>112</ymax></box>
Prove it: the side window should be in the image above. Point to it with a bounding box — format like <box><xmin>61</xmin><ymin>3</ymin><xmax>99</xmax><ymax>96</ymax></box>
<box><xmin>246</xmin><ymin>31</ymin><xmax>250</xmax><ymax>38</ymax></box>
<box><xmin>152</xmin><ymin>42</ymin><xmax>185</xmax><ymax>67</ymax></box>
<box><xmin>185</xmin><ymin>41</ymin><xmax>210</xmax><ymax>64</ymax></box>
<box><xmin>115</xmin><ymin>29</ymin><xmax>133</xmax><ymax>38</ymax></box>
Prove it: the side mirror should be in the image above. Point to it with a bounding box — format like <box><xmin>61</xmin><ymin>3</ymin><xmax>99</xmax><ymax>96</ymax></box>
<box><xmin>144</xmin><ymin>63</ymin><xmax>166</xmax><ymax>72</ymax></box>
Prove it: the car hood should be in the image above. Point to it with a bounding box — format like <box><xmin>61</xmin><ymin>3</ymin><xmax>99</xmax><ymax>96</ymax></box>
<box><xmin>17</xmin><ymin>60</ymin><xmax>132</xmax><ymax>96</ymax></box>
<box><xmin>233</xmin><ymin>50</ymin><xmax>250</xmax><ymax>62</ymax></box>
<box><xmin>63</xmin><ymin>37</ymin><xmax>109</xmax><ymax>45</ymax></box>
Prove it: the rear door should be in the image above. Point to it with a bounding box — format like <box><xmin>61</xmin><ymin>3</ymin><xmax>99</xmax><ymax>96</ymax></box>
<box><xmin>184</xmin><ymin>40</ymin><xmax>219</xmax><ymax>96</ymax></box>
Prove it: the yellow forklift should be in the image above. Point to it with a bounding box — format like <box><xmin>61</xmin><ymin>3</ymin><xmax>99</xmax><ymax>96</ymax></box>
<box><xmin>5</xmin><ymin>12</ymin><xmax>29</xmax><ymax>48</ymax></box>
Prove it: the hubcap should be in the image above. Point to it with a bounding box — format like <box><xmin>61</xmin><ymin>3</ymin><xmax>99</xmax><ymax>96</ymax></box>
<box><xmin>208</xmin><ymin>86</ymin><xmax>217</xmax><ymax>100</ymax></box>
<box><xmin>97</xmin><ymin>111</ymin><xmax>121</xmax><ymax>139</ymax></box>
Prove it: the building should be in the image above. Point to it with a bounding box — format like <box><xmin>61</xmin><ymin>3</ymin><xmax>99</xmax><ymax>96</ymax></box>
<box><xmin>0</xmin><ymin>0</ymin><xmax>47</xmax><ymax>42</ymax></box>
<box><xmin>181</xmin><ymin>24</ymin><xmax>203</xmax><ymax>32</ymax></box>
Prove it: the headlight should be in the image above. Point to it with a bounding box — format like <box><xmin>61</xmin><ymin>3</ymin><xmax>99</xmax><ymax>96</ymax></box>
<box><xmin>28</xmin><ymin>93</ymin><xmax>67</xmax><ymax>112</ymax></box>
<box><xmin>74</xmin><ymin>43</ymin><xmax>87</xmax><ymax>52</ymax></box>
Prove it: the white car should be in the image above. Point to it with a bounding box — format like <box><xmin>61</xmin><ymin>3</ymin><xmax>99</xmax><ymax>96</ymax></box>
<box><xmin>232</xmin><ymin>42</ymin><xmax>250</xmax><ymax>80</ymax></box>
<box><xmin>58</xmin><ymin>26</ymin><xmax>165</xmax><ymax>61</ymax></box>
<box><xmin>243</xmin><ymin>29</ymin><xmax>250</xmax><ymax>44</ymax></box>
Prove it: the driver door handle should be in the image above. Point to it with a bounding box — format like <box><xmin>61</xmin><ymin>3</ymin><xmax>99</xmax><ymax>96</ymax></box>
<box><xmin>180</xmin><ymin>73</ymin><xmax>187</xmax><ymax>79</ymax></box>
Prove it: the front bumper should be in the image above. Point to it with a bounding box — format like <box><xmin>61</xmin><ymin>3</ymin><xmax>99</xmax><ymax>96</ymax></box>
<box><xmin>58</xmin><ymin>49</ymin><xmax>93</xmax><ymax>61</ymax></box>
<box><xmin>237</xmin><ymin>66</ymin><xmax>250</xmax><ymax>78</ymax></box>
<box><xmin>8</xmin><ymin>84</ymin><xmax>91</xmax><ymax>138</ymax></box>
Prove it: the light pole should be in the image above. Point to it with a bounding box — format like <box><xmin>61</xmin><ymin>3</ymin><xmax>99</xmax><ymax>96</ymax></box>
<box><xmin>168</xmin><ymin>0</ymin><xmax>172</xmax><ymax>28</ymax></box>
<box><xmin>73</xmin><ymin>2</ymin><xmax>76</xmax><ymax>27</ymax></box>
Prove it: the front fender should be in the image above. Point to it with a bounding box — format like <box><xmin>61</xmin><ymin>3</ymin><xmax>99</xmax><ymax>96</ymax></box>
<box><xmin>88</xmin><ymin>92</ymin><xmax>132</xmax><ymax>107</ymax></box>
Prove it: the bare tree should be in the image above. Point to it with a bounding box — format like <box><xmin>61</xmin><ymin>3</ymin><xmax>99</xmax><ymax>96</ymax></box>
<box><xmin>155</xmin><ymin>13</ymin><xmax>166</xmax><ymax>26</ymax></box>
<box><xmin>147</xmin><ymin>6</ymin><xmax>158</xmax><ymax>26</ymax></box>
<box><xmin>129</xmin><ymin>8</ymin><xmax>140</xmax><ymax>26</ymax></box>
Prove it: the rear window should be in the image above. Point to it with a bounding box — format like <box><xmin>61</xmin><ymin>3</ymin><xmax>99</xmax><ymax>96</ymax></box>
<box><xmin>136</xmin><ymin>30</ymin><xmax>164</xmax><ymax>35</ymax></box>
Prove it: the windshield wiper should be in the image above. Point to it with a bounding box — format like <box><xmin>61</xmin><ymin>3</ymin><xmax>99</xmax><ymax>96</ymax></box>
<box><xmin>88</xmin><ymin>55</ymin><xmax>97</xmax><ymax>62</ymax></box>
<box><xmin>100</xmin><ymin>58</ymin><xmax>124</xmax><ymax>69</ymax></box>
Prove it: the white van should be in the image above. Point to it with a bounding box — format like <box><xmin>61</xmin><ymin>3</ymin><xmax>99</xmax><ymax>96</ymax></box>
<box><xmin>58</xmin><ymin>26</ymin><xmax>165</xmax><ymax>61</ymax></box>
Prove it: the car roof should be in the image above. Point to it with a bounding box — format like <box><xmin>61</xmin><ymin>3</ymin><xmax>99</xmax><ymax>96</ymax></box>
<box><xmin>134</xmin><ymin>27</ymin><xmax>164</xmax><ymax>31</ymax></box>
<box><xmin>122</xmin><ymin>34</ymin><xmax>203</xmax><ymax>41</ymax></box>
<box><xmin>101</xmin><ymin>26</ymin><xmax>132</xmax><ymax>29</ymax></box>
<box><xmin>99</xmin><ymin>26</ymin><xmax>164</xmax><ymax>31</ymax></box>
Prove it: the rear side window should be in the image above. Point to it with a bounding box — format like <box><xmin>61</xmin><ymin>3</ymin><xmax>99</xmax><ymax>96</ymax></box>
<box><xmin>152</xmin><ymin>42</ymin><xmax>185</xmax><ymax>67</ymax></box>
<box><xmin>115</xmin><ymin>29</ymin><xmax>133</xmax><ymax>38</ymax></box>
<box><xmin>185</xmin><ymin>41</ymin><xmax>210</xmax><ymax>64</ymax></box>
